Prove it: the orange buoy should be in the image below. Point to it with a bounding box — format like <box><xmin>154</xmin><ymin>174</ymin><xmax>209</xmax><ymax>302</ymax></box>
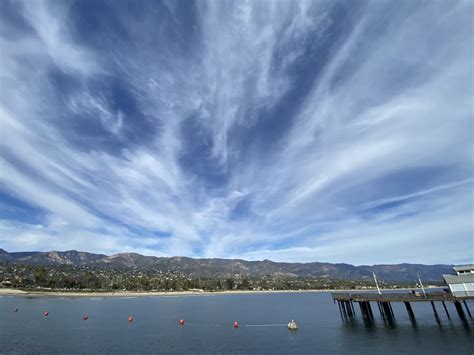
<box><xmin>43</xmin><ymin>311</ymin><xmax>49</xmax><ymax>317</ymax></box>
<box><xmin>128</xmin><ymin>316</ymin><xmax>133</xmax><ymax>323</ymax></box>
<box><xmin>83</xmin><ymin>315</ymin><xmax>89</xmax><ymax>321</ymax></box>
<box><xmin>179</xmin><ymin>319</ymin><xmax>185</xmax><ymax>325</ymax></box>
<box><xmin>233</xmin><ymin>320</ymin><xmax>239</xmax><ymax>328</ymax></box>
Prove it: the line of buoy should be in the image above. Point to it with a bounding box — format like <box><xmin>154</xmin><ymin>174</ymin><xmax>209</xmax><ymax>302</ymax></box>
<box><xmin>26</xmin><ymin>311</ymin><xmax>297</xmax><ymax>330</ymax></box>
<box><xmin>242</xmin><ymin>324</ymin><xmax>287</xmax><ymax>327</ymax></box>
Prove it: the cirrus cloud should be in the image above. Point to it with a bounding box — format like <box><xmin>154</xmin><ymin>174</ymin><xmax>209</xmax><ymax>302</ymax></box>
<box><xmin>0</xmin><ymin>0</ymin><xmax>472</xmax><ymax>264</ymax></box>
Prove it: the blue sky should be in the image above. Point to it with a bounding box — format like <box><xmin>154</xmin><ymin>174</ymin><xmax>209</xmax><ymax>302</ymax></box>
<box><xmin>0</xmin><ymin>0</ymin><xmax>472</xmax><ymax>265</ymax></box>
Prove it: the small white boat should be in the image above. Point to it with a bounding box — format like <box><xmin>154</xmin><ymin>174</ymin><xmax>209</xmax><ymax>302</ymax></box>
<box><xmin>288</xmin><ymin>319</ymin><xmax>298</xmax><ymax>330</ymax></box>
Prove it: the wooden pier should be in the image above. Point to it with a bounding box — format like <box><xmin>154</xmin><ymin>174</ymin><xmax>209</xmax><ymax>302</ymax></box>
<box><xmin>332</xmin><ymin>291</ymin><xmax>473</xmax><ymax>323</ymax></box>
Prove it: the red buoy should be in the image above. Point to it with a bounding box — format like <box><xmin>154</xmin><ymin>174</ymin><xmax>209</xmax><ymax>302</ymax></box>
<box><xmin>233</xmin><ymin>320</ymin><xmax>239</xmax><ymax>328</ymax></box>
<box><xmin>128</xmin><ymin>316</ymin><xmax>133</xmax><ymax>323</ymax></box>
<box><xmin>179</xmin><ymin>319</ymin><xmax>185</xmax><ymax>325</ymax></box>
<box><xmin>83</xmin><ymin>315</ymin><xmax>89</xmax><ymax>321</ymax></box>
<box><xmin>43</xmin><ymin>311</ymin><xmax>49</xmax><ymax>317</ymax></box>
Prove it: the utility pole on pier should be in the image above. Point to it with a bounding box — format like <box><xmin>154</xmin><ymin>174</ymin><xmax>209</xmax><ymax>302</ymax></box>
<box><xmin>373</xmin><ymin>272</ymin><xmax>381</xmax><ymax>295</ymax></box>
<box><xmin>417</xmin><ymin>272</ymin><xmax>426</xmax><ymax>296</ymax></box>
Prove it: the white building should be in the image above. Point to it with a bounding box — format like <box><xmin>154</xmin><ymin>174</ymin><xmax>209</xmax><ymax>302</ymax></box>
<box><xmin>443</xmin><ymin>265</ymin><xmax>474</xmax><ymax>297</ymax></box>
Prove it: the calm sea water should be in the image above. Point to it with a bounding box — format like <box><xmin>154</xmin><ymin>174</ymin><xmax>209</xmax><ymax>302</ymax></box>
<box><xmin>0</xmin><ymin>292</ymin><xmax>472</xmax><ymax>354</ymax></box>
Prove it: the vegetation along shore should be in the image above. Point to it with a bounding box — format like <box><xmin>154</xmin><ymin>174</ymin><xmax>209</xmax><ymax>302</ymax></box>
<box><xmin>1</xmin><ymin>261</ymin><xmax>443</xmax><ymax>296</ymax></box>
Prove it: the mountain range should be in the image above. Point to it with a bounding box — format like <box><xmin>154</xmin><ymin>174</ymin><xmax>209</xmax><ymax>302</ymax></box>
<box><xmin>0</xmin><ymin>249</ymin><xmax>453</xmax><ymax>281</ymax></box>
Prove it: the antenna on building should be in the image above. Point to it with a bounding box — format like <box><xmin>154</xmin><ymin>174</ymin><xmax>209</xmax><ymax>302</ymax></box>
<box><xmin>372</xmin><ymin>272</ymin><xmax>381</xmax><ymax>295</ymax></box>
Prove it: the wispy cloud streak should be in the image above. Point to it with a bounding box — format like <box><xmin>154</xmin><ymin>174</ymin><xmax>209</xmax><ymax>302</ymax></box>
<box><xmin>0</xmin><ymin>0</ymin><xmax>472</xmax><ymax>264</ymax></box>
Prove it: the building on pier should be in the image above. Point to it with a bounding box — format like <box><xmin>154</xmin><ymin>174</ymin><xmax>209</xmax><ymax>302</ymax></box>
<box><xmin>443</xmin><ymin>264</ymin><xmax>474</xmax><ymax>297</ymax></box>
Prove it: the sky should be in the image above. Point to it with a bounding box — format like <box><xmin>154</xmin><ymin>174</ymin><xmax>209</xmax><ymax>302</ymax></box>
<box><xmin>0</xmin><ymin>0</ymin><xmax>472</xmax><ymax>265</ymax></box>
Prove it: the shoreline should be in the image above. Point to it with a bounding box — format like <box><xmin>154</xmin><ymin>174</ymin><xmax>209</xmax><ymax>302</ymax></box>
<box><xmin>0</xmin><ymin>287</ymin><xmax>426</xmax><ymax>298</ymax></box>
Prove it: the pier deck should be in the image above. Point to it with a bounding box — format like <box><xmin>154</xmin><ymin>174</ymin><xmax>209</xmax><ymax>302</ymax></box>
<box><xmin>332</xmin><ymin>291</ymin><xmax>473</xmax><ymax>302</ymax></box>
<box><xmin>331</xmin><ymin>291</ymin><xmax>473</xmax><ymax>323</ymax></box>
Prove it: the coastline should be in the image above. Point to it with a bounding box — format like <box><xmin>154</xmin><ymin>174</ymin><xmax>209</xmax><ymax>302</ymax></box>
<box><xmin>0</xmin><ymin>287</ymin><xmax>421</xmax><ymax>298</ymax></box>
<box><xmin>0</xmin><ymin>288</ymin><xmax>330</xmax><ymax>297</ymax></box>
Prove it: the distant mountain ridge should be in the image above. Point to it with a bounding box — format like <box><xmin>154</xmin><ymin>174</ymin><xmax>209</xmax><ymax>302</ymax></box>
<box><xmin>0</xmin><ymin>249</ymin><xmax>453</xmax><ymax>281</ymax></box>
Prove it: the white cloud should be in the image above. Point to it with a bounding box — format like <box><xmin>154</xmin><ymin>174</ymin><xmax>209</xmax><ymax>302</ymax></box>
<box><xmin>0</xmin><ymin>0</ymin><xmax>472</xmax><ymax>264</ymax></box>
<box><xmin>19</xmin><ymin>0</ymin><xmax>102</xmax><ymax>76</ymax></box>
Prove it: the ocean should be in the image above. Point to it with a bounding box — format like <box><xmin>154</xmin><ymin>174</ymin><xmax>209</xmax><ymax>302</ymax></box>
<box><xmin>0</xmin><ymin>292</ymin><xmax>472</xmax><ymax>354</ymax></box>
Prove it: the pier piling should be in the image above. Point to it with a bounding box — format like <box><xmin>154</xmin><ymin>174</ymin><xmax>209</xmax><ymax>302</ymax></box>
<box><xmin>462</xmin><ymin>300</ymin><xmax>472</xmax><ymax>318</ymax></box>
<box><xmin>359</xmin><ymin>301</ymin><xmax>373</xmax><ymax>320</ymax></box>
<box><xmin>404</xmin><ymin>302</ymin><xmax>415</xmax><ymax>321</ymax></box>
<box><xmin>454</xmin><ymin>301</ymin><xmax>467</xmax><ymax>321</ymax></box>
<box><xmin>381</xmin><ymin>302</ymin><xmax>394</xmax><ymax>321</ymax></box>
<box><xmin>377</xmin><ymin>302</ymin><xmax>385</xmax><ymax>319</ymax></box>
<box><xmin>430</xmin><ymin>301</ymin><xmax>440</xmax><ymax>323</ymax></box>
<box><xmin>348</xmin><ymin>301</ymin><xmax>354</xmax><ymax>317</ymax></box>
<box><xmin>367</xmin><ymin>302</ymin><xmax>374</xmax><ymax>319</ymax></box>
<box><xmin>359</xmin><ymin>302</ymin><xmax>366</xmax><ymax>319</ymax></box>
<box><xmin>388</xmin><ymin>302</ymin><xmax>395</xmax><ymax>318</ymax></box>
<box><xmin>441</xmin><ymin>301</ymin><xmax>450</xmax><ymax>319</ymax></box>
<box><xmin>341</xmin><ymin>301</ymin><xmax>347</xmax><ymax>318</ymax></box>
